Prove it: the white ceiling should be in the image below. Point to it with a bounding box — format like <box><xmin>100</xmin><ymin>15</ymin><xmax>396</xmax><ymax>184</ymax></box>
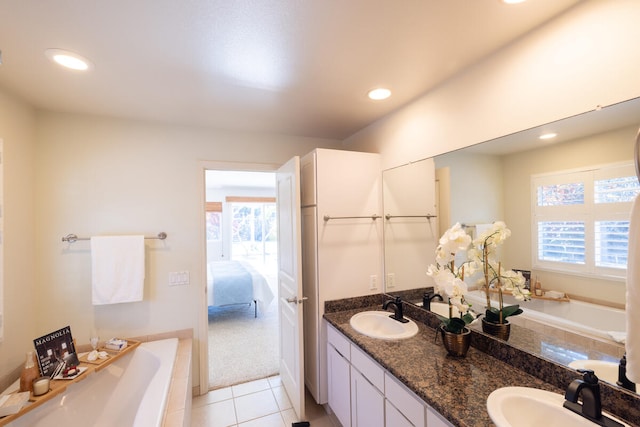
<box><xmin>0</xmin><ymin>0</ymin><xmax>582</xmax><ymax>140</ymax></box>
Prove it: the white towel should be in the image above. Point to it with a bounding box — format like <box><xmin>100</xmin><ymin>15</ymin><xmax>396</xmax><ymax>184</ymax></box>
<box><xmin>626</xmin><ymin>193</ymin><xmax>640</xmax><ymax>382</ymax></box>
<box><xmin>91</xmin><ymin>235</ymin><xmax>145</xmax><ymax>305</ymax></box>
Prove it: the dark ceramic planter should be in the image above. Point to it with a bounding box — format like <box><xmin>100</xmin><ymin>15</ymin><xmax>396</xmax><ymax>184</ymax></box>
<box><xmin>481</xmin><ymin>318</ymin><xmax>511</xmax><ymax>341</ymax></box>
<box><xmin>440</xmin><ymin>325</ymin><xmax>471</xmax><ymax>357</ymax></box>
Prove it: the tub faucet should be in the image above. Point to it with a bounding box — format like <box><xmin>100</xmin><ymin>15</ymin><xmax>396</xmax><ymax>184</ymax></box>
<box><xmin>617</xmin><ymin>354</ymin><xmax>636</xmax><ymax>392</ymax></box>
<box><xmin>423</xmin><ymin>291</ymin><xmax>443</xmax><ymax>311</ymax></box>
<box><xmin>383</xmin><ymin>297</ymin><xmax>409</xmax><ymax>323</ymax></box>
<box><xmin>563</xmin><ymin>369</ymin><xmax>624</xmax><ymax>427</ymax></box>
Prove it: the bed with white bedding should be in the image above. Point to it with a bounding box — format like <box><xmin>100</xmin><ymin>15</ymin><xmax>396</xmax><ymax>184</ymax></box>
<box><xmin>207</xmin><ymin>260</ymin><xmax>275</xmax><ymax>317</ymax></box>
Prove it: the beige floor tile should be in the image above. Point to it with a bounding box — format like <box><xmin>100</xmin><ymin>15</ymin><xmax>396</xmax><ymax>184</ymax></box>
<box><xmin>193</xmin><ymin>386</ymin><xmax>233</xmax><ymax>407</ymax></box>
<box><xmin>272</xmin><ymin>385</ymin><xmax>292</xmax><ymax>411</ymax></box>
<box><xmin>238</xmin><ymin>412</ymin><xmax>286</xmax><ymax>427</ymax></box>
<box><xmin>280</xmin><ymin>408</ymin><xmax>299</xmax><ymax>426</ymax></box>
<box><xmin>191</xmin><ymin>377</ymin><xmax>336</xmax><ymax>427</ymax></box>
<box><xmin>234</xmin><ymin>389</ymin><xmax>280</xmax><ymax>423</ymax></box>
<box><xmin>267</xmin><ymin>375</ymin><xmax>282</xmax><ymax>388</ymax></box>
<box><xmin>190</xmin><ymin>398</ymin><xmax>237</xmax><ymax>427</ymax></box>
<box><xmin>232</xmin><ymin>378</ymin><xmax>271</xmax><ymax>397</ymax></box>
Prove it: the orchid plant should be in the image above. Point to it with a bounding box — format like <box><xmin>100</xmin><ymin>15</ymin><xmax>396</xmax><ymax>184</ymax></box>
<box><xmin>427</xmin><ymin>223</ymin><xmax>476</xmax><ymax>334</ymax></box>
<box><xmin>466</xmin><ymin>221</ymin><xmax>531</xmax><ymax>324</ymax></box>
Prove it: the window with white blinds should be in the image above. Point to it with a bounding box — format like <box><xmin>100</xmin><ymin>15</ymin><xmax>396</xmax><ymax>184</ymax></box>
<box><xmin>532</xmin><ymin>162</ymin><xmax>640</xmax><ymax>279</ymax></box>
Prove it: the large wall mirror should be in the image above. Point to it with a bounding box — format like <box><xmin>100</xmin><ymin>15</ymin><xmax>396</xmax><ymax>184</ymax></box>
<box><xmin>383</xmin><ymin>97</ymin><xmax>640</xmax><ymax>391</ymax></box>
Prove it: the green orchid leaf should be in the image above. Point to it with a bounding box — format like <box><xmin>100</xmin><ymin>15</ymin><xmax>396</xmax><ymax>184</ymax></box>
<box><xmin>461</xmin><ymin>312</ymin><xmax>475</xmax><ymax>325</ymax></box>
<box><xmin>484</xmin><ymin>309</ymin><xmax>500</xmax><ymax>323</ymax></box>
<box><xmin>502</xmin><ymin>305</ymin><xmax>523</xmax><ymax>318</ymax></box>
<box><xmin>443</xmin><ymin>317</ymin><xmax>467</xmax><ymax>334</ymax></box>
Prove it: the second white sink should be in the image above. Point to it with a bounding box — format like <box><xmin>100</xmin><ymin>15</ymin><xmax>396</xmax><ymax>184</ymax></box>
<box><xmin>350</xmin><ymin>311</ymin><xmax>418</xmax><ymax>340</ymax></box>
<box><xmin>487</xmin><ymin>386</ymin><xmax>629</xmax><ymax>427</ymax></box>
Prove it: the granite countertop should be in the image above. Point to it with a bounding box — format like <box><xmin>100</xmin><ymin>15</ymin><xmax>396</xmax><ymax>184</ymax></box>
<box><xmin>325</xmin><ymin>306</ymin><xmax>570</xmax><ymax>427</ymax></box>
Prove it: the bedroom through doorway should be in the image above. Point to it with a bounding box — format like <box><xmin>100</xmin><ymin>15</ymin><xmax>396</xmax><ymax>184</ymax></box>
<box><xmin>205</xmin><ymin>169</ymin><xmax>279</xmax><ymax>390</ymax></box>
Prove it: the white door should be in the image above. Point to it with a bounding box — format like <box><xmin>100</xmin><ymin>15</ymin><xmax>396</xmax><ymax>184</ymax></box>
<box><xmin>276</xmin><ymin>156</ymin><xmax>306</xmax><ymax>420</ymax></box>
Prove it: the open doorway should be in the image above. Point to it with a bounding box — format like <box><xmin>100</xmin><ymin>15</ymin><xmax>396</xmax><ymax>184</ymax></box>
<box><xmin>205</xmin><ymin>169</ymin><xmax>279</xmax><ymax>390</ymax></box>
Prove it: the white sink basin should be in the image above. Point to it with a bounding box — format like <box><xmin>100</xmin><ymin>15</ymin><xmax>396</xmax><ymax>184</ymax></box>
<box><xmin>568</xmin><ymin>360</ymin><xmax>618</xmax><ymax>385</ymax></box>
<box><xmin>349</xmin><ymin>311</ymin><xmax>419</xmax><ymax>340</ymax></box>
<box><xmin>487</xmin><ymin>386</ymin><xmax>629</xmax><ymax>427</ymax></box>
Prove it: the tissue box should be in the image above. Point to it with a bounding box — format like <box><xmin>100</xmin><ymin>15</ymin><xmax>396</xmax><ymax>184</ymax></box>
<box><xmin>105</xmin><ymin>338</ymin><xmax>128</xmax><ymax>351</ymax></box>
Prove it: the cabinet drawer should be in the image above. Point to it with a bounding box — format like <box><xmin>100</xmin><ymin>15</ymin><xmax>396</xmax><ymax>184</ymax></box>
<box><xmin>385</xmin><ymin>400</ymin><xmax>414</xmax><ymax>427</ymax></box>
<box><xmin>385</xmin><ymin>373</ymin><xmax>425</xmax><ymax>426</ymax></box>
<box><xmin>327</xmin><ymin>324</ymin><xmax>350</xmax><ymax>360</ymax></box>
<box><xmin>427</xmin><ymin>406</ymin><xmax>455</xmax><ymax>427</ymax></box>
<box><xmin>350</xmin><ymin>344</ymin><xmax>384</xmax><ymax>391</ymax></box>
<box><xmin>351</xmin><ymin>367</ymin><xmax>384</xmax><ymax>427</ymax></box>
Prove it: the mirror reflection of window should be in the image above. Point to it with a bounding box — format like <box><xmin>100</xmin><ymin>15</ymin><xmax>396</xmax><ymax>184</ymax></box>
<box><xmin>532</xmin><ymin>162</ymin><xmax>640</xmax><ymax>278</ymax></box>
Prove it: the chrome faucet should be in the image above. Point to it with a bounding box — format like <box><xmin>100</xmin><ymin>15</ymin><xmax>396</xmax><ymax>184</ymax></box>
<box><xmin>423</xmin><ymin>291</ymin><xmax>443</xmax><ymax>311</ymax></box>
<box><xmin>563</xmin><ymin>369</ymin><xmax>624</xmax><ymax>427</ymax></box>
<box><xmin>383</xmin><ymin>297</ymin><xmax>409</xmax><ymax>323</ymax></box>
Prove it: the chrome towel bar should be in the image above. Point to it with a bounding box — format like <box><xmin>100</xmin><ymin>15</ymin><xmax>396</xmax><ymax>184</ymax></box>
<box><xmin>323</xmin><ymin>214</ymin><xmax>382</xmax><ymax>221</ymax></box>
<box><xmin>62</xmin><ymin>232</ymin><xmax>167</xmax><ymax>243</ymax></box>
<box><xmin>385</xmin><ymin>214</ymin><xmax>437</xmax><ymax>220</ymax></box>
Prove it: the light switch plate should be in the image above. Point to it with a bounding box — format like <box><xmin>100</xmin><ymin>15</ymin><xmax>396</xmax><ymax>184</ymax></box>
<box><xmin>169</xmin><ymin>271</ymin><xmax>190</xmax><ymax>286</ymax></box>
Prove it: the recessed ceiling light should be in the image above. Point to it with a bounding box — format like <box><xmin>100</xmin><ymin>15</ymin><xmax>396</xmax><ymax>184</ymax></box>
<box><xmin>539</xmin><ymin>132</ymin><xmax>557</xmax><ymax>140</ymax></box>
<box><xmin>502</xmin><ymin>0</ymin><xmax>526</xmax><ymax>4</ymax></box>
<box><xmin>368</xmin><ymin>88</ymin><xmax>391</xmax><ymax>101</ymax></box>
<box><xmin>45</xmin><ymin>49</ymin><xmax>93</xmax><ymax>71</ymax></box>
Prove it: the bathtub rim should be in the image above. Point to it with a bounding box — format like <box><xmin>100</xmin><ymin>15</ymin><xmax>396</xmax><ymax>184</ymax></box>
<box><xmin>134</xmin><ymin>338</ymin><xmax>179</xmax><ymax>427</ymax></box>
<box><xmin>465</xmin><ymin>290</ymin><xmax>626</xmax><ymax>344</ymax></box>
<box><xmin>0</xmin><ymin>337</ymin><xmax>179</xmax><ymax>427</ymax></box>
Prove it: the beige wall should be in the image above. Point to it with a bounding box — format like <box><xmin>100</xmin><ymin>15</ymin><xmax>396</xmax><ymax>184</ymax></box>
<box><xmin>434</xmin><ymin>152</ymin><xmax>504</xmax><ymax>227</ymax></box>
<box><xmin>345</xmin><ymin>0</ymin><xmax>640</xmax><ymax>169</ymax></box>
<box><xmin>501</xmin><ymin>125</ymin><xmax>636</xmax><ymax>306</ymax></box>
<box><xmin>0</xmin><ymin>89</ymin><xmax>37</xmax><ymax>388</ymax></box>
<box><xmin>27</xmin><ymin>111</ymin><xmax>341</xmax><ymax>392</ymax></box>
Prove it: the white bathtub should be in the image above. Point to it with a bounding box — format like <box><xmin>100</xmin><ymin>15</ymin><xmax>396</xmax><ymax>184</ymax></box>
<box><xmin>8</xmin><ymin>338</ymin><xmax>178</xmax><ymax>427</ymax></box>
<box><xmin>466</xmin><ymin>290</ymin><xmax>626</xmax><ymax>342</ymax></box>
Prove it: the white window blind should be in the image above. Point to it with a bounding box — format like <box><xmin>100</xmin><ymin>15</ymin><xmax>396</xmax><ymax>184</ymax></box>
<box><xmin>532</xmin><ymin>162</ymin><xmax>640</xmax><ymax>279</ymax></box>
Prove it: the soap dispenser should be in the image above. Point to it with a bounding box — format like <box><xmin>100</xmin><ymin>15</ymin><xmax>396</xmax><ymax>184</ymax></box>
<box><xmin>19</xmin><ymin>351</ymin><xmax>39</xmax><ymax>393</ymax></box>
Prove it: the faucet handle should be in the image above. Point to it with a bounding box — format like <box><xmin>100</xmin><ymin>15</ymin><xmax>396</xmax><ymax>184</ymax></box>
<box><xmin>578</xmin><ymin>369</ymin><xmax>599</xmax><ymax>384</ymax></box>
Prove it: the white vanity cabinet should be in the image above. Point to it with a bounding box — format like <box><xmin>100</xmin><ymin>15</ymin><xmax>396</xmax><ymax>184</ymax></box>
<box><xmin>385</xmin><ymin>372</ymin><xmax>426</xmax><ymax>426</ymax></box>
<box><xmin>327</xmin><ymin>325</ymin><xmax>351</xmax><ymax>427</ymax></box>
<box><xmin>326</xmin><ymin>322</ymin><xmax>455</xmax><ymax>427</ymax></box>
<box><xmin>426</xmin><ymin>407</ymin><xmax>455</xmax><ymax>427</ymax></box>
<box><xmin>350</xmin><ymin>345</ymin><xmax>385</xmax><ymax>427</ymax></box>
<box><xmin>301</xmin><ymin>148</ymin><xmax>383</xmax><ymax>405</ymax></box>
<box><xmin>351</xmin><ymin>368</ymin><xmax>385</xmax><ymax>427</ymax></box>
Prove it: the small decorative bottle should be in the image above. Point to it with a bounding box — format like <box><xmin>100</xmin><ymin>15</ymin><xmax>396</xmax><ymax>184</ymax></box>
<box><xmin>19</xmin><ymin>351</ymin><xmax>39</xmax><ymax>393</ymax></box>
<box><xmin>534</xmin><ymin>277</ymin><xmax>543</xmax><ymax>297</ymax></box>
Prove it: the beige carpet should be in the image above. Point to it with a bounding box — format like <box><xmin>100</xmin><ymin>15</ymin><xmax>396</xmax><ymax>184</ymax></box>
<box><xmin>208</xmin><ymin>301</ymin><xmax>279</xmax><ymax>390</ymax></box>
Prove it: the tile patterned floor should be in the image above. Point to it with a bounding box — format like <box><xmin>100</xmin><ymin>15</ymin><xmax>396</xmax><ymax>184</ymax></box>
<box><xmin>191</xmin><ymin>376</ymin><xmax>340</xmax><ymax>427</ymax></box>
